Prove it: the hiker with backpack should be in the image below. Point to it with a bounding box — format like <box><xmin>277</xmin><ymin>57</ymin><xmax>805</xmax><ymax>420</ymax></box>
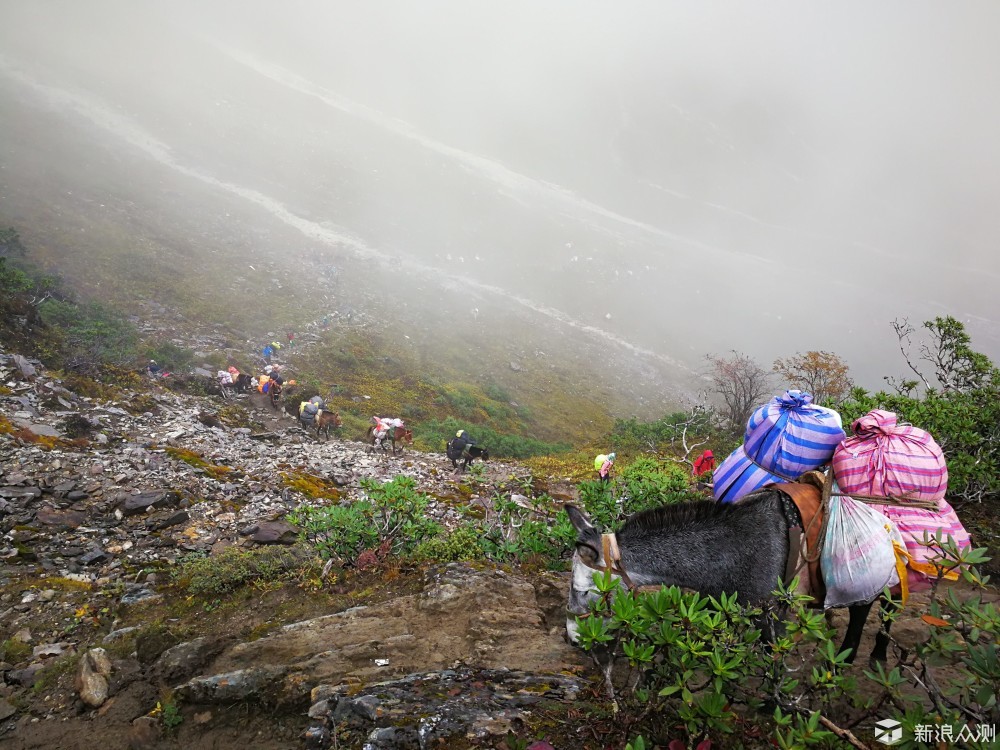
<box><xmin>594</xmin><ymin>452</ymin><xmax>616</xmax><ymax>483</ymax></box>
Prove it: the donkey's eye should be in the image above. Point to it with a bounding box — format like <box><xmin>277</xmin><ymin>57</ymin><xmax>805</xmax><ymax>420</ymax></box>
<box><xmin>576</xmin><ymin>543</ymin><xmax>599</xmax><ymax>566</ymax></box>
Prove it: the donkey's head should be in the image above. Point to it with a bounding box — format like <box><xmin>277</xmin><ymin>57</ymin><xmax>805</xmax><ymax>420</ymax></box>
<box><xmin>565</xmin><ymin>504</ymin><xmax>621</xmax><ymax>644</ymax></box>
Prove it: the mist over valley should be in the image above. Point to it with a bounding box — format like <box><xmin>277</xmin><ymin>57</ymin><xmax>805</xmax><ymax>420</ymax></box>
<box><xmin>2</xmin><ymin>0</ymin><xmax>998</xmax><ymax>417</ymax></box>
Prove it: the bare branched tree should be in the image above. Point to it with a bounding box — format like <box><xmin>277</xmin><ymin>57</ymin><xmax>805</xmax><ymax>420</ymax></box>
<box><xmin>773</xmin><ymin>350</ymin><xmax>853</xmax><ymax>404</ymax></box>
<box><xmin>662</xmin><ymin>402</ymin><xmax>714</xmax><ymax>471</ymax></box>
<box><xmin>706</xmin><ymin>351</ymin><xmax>772</xmax><ymax>432</ymax></box>
<box><xmin>886</xmin><ymin>318</ymin><xmax>931</xmax><ymax>394</ymax></box>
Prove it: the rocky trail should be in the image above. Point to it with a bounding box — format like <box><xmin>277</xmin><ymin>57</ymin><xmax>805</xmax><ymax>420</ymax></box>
<box><xmin>2</xmin><ymin>348</ymin><xmax>992</xmax><ymax>750</ymax></box>
<box><xmin>0</xmin><ymin>349</ymin><xmax>589</xmax><ymax>749</ymax></box>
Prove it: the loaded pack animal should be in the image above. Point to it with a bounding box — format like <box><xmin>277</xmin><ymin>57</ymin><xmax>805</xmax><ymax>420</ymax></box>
<box><xmin>366</xmin><ymin>424</ymin><xmax>413</xmax><ymax>455</ymax></box>
<box><xmin>565</xmin><ymin>479</ymin><xmax>899</xmax><ymax>676</ymax></box>
<box><xmin>446</xmin><ymin>439</ymin><xmax>489</xmax><ymax>473</ymax></box>
<box><xmin>267</xmin><ymin>379</ymin><xmax>283</xmax><ymax>410</ymax></box>
<box><xmin>221</xmin><ymin>373</ymin><xmax>254</xmax><ymax>400</ymax></box>
<box><xmin>313</xmin><ymin>410</ymin><xmax>342</xmax><ymax>441</ymax></box>
<box><xmin>233</xmin><ymin>372</ymin><xmax>254</xmax><ymax>393</ymax></box>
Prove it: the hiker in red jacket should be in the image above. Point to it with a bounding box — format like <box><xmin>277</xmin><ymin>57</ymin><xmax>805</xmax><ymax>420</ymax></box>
<box><xmin>693</xmin><ymin>449</ymin><xmax>715</xmax><ymax>477</ymax></box>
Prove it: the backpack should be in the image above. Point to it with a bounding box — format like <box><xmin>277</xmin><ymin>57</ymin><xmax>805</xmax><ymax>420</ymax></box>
<box><xmin>447</xmin><ymin>438</ymin><xmax>465</xmax><ymax>460</ymax></box>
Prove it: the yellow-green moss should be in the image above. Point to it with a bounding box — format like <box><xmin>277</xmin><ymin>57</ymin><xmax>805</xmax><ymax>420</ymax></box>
<box><xmin>1</xmin><ymin>638</ymin><xmax>32</xmax><ymax>663</ymax></box>
<box><xmin>280</xmin><ymin>471</ymin><xmax>341</xmax><ymax>501</ymax></box>
<box><xmin>165</xmin><ymin>447</ymin><xmax>233</xmax><ymax>479</ymax></box>
<box><xmin>36</xmin><ymin>576</ymin><xmax>94</xmax><ymax>593</ymax></box>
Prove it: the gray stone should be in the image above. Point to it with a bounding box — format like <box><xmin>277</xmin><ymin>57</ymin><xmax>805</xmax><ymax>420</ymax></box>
<box><xmin>351</xmin><ymin>694</ymin><xmax>382</xmax><ymax>721</ymax></box>
<box><xmin>79</xmin><ymin>548</ymin><xmax>110</xmax><ymax>566</ymax></box>
<box><xmin>0</xmin><ymin>486</ymin><xmax>42</xmax><ymax>499</ymax></box>
<box><xmin>240</xmin><ymin>520</ymin><xmax>298</xmax><ymax>545</ymax></box>
<box><xmin>302</xmin><ymin>724</ymin><xmax>331</xmax><ymax>750</ymax></box>
<box><xmin>33</xmin><ymin>642</ymin><xmax>73</xmax><ymax>658</ymax></box>
<box><xmin>7</xmin><ymin>662</ymin><xmax>45</xmax><ymax>687</ymax></box>
<box><xmin>120</xmin><ymin>586</ymin><xmax>161</xmax><ymax>606</ymax></box>
<box><xmin>146</xmin><ymin>510</ymin><xmax>189</xmax><ymax>531</ymax></box>
<box><xmin>103</xmin><ymin>626</ymin><xmax>140</xmax><ymax>643</ymax></box>
<box><xmin>363</xmin><ymin>726</ymin><xmax>419</xmax><ymax>749</ymax></box>
<box><xmin>13</xmin><ymin>354</ymin><xmax>36</xmax><ymax>379</ymax></box>
<box><xmin>35</xmin><ymin>506</ymin><xmax>86</xmax><ymax>528</ymax></box>
<box><xmin>152</xmin><ymin>637</ymin><xmax>222</xmax><ymax>683</ymax></box>
<box><xmin>77</xmin><ymin>647</ymin><xmax>113</xmax><ymax>707</ymax></box>
<box><xmin>174</xmin><ymin>666</ymin><xmax>288</xmax><ymax>704</ymax></box>
<box><xmin>120</xmin><ymin>491</ymin><xmax>175</xmax><ymax>516</ymax></box>
<box><xmin>306</xmin><ymin>699</ymin><xmax>330</xmax><ymax>719</ymax></box>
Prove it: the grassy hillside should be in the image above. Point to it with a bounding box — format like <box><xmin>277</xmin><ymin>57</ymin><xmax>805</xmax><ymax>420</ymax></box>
<box><xmin>1</xmin><ymin>212</ymin><xmax>623</xmax><ymax>452</ymax></box>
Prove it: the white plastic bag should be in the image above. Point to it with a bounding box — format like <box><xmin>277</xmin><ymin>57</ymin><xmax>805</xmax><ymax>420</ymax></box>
<box><xmin>822</xmin><ymin>494</ymin><xmax>901</xmax><ymax>608</ymax></box>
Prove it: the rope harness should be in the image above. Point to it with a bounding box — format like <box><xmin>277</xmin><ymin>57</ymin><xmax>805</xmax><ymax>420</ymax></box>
<box><xmin>743</xmin><ymin>446</ymin><xmax>798</xmax><ymax>482</ymax></box>
<box><xmin>600</xmin><ymin>533</ymin><xmax>636</xmax><ymax>591</ymax></box>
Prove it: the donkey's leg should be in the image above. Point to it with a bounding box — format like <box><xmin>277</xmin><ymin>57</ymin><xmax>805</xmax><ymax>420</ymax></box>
<box><xmin>839</xmin><ymin>600</ymin><xmax>875</xmax><ymax>664</ymax></box>
<box><xmin>589</xmin><ymin>646</ymin><xmax>618</xmax><ymax>707</ymax></box>
<box><xmin>869</xmin><ymin>598</ymin><xmax>896</xmax><ymax>666</ymax></box>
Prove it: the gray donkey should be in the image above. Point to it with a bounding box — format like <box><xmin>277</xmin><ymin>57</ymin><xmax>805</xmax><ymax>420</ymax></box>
<box><xmin>565</xmin><ymin>490</ymin><xmax>892</xmax><ymax>667</ymax></box>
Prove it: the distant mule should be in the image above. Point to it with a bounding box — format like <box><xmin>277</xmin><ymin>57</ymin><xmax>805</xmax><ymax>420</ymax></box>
<box><xmin>366</xmin><ymin>424</ymin><xmax>413</xmax><ymax>455</ymax></box>
<box><xmin>314</xmin><ymin>410</ymin><xmax>342</xmax><ymax>441</ymax></box>
<box><xmin>268</xmin><ymin>381</ymin><xmax>283</xmax><ymax>410</ymax></box>
<box><xmin>447</xmin><ymin>441</ymin><xmax>489</xmax><ymax>473</ymax></box>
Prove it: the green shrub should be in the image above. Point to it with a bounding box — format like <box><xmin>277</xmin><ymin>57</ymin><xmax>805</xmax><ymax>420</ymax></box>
<box><xmin>38</xmin><ymin>298</ymin><xmax>138</xmax><ymax>372</ymax></box>
<box><xmin>415</xmin><ymin>416</ymin><xmax>569</xmax><ymax>459</ymax></box>
<box><xmin>0</xmin><ymin>257</ymin><xmax>32</xmax><ymax>293</ymax></box>
<box><xmin>612</xmin><ymin>409</ymin><xmax>718</xmax><ymax>453</ymax></box>
<box><xmin>467</xmin><ymin>490</ymin><xmax>576</xmax><ymax>566</ymax></box>
<box><xmin>0</xmin><ymin>227</ymin><xmax>26</xmax><ymax>257</ymax></box>
<box><xmin>484</xmin><ymin>382</ymin><xmax>513</xmax><ymax>403</ymax></box>
<box><xmin>577</xmin><ymin>458</ymin><xmax>702</xmax><ymax>533</ymax></box>
<box><xmin>290</xmin><ymin>502</ymin><xmax>378</xmax><ymax>562</ymax></box>
<box><xmin>172</xmin><ymin>546</ymin><xmax>308</xmax><ymax>595</ymax></box>
<box><xmin>618</xmin><ymin>456</ymin><xmax>694</xmax><ymax>509</ymax></box>
<box><xmin>358</xmin><ymin>475</ymin><xmax>442</xmax><ymax>554</ymax></box>
<box><xmin>573</xmin><ymin>536</ymin><xmax>996</xmax><ymax>748</ymax></box>
<box><xmin>144</xmin><ymin>340</ymin><xmax>196</xmax><ymax>373</ymax></box>
<box><xmin>291</xmin><ymin>477</ymin><xmax>442</xmax><ymax>562</ymax></box>
<box><xmin>414</xmin><ymin>526</ymin><xmax>486</xmax><ymax>562</ymax></box>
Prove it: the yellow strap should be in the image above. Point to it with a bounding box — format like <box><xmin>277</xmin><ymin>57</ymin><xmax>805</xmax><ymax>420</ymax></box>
<box><xmin>890</xmin><ymin>540</ymin><xmax>910</xmax><ymax>606</ymax></box>
<box><xmin>905</xmin><ymin>556</ymin><xmax>960</xmax><ymax>581</ymax></box>
<box><xmin>885</xmin><ymin>521</ymin><xmax>960</xmax><ymax>609</ymax></box>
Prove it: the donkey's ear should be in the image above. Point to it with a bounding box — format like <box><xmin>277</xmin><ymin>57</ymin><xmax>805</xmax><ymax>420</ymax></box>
<box><xmin>565</xmin><ymin>504</ymin><xmax>599</xmax><ymax>538</ymax></box>
<box><xmin>565</xmin><ymin>505</ymin><xmax>600</xmax><ymax>564</ymax></box>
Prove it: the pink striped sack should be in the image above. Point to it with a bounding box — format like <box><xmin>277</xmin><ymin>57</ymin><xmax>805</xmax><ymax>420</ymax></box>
<box><xmin>832</xmin><ymin>409</ymin><xmax>970</xmax><ymax>588</ymax></box>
